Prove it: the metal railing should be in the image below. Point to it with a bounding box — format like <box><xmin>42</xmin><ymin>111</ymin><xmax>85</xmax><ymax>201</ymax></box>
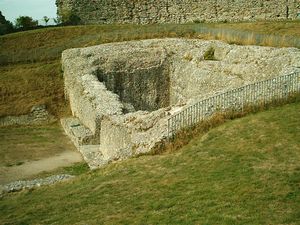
<box><xmin>167</xmin><ymin>71</ymin><xmax>300</xmax><ymax>139</ymax></box>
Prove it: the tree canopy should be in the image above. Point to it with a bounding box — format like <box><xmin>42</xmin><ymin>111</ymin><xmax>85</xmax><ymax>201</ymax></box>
<box><xmin>15</xmin><ymin>16</ymin><xmax>38</xmax><ymax>29</ymax></box>
<box><xmin>0</xmin><ymin>11</ymin><xmax>14</xmax><ymax>35</ymax></box>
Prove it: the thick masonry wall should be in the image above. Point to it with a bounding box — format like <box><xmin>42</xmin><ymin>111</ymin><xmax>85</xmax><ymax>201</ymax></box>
<box><xmin>61</xmin><ymin>39</ymin><xmax>300</xmax><ymax>168</ymax></box>
<box><xmin>62</xmin><ymin>48</ymin><xmax>124</xmax><ymax>142</ymax></box>
<box><xmin>99</xmin><ymin>108</ymin><xmax>169</xmax><ymax>161</ymax></box>
<box><xmin>56</xmin><ymin>0</ymin><xmax>300</xmax><ymax>24</ymax></box>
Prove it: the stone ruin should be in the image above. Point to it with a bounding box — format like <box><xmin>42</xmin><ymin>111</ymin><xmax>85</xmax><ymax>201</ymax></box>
<box><xmin>61</xmin><ymin>38</ymin><xmax>300</xmax><ymax>169</ymax></box>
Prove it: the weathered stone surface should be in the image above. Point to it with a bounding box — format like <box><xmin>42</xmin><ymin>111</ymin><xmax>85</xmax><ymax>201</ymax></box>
<box><xmin>0</xmin><ymin>105</ymin><xmax>55</xmax><ymax>127</ymax></box>
<box><xmin>61</xmin><ymin>38</ymin><xmax>300</xmax><ymax>168</ymax></box>
<box><xmin>61</xmin><ymin>117</ymin><xmax>97</xmax><ymax>147</ymax></box>
<box><xmin>0</xmin><ymin>174</ymin><xmax>74</xmax><ymax>195</ymax></box>
<box><xmin>56</xmin><ymin>0</ymin><xmax>300</xmax><ymax>25</ymax></box>
<box><xmin>79</xmin><ymin>145</ymin><xmax>107</xmax><ymax>169</ymax></box>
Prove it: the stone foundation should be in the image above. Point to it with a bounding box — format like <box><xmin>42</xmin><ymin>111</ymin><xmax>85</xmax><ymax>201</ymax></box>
<box><xmin>61</xmin><ymin>38</ymin><xmax>300</xmax><ymax>168</ymax></box>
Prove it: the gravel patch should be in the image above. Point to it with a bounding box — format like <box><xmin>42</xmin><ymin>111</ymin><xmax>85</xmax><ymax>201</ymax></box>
<box><xmin>0</xmin><ymin>174</ymin><xmax>74</xmax><ymax>196</ymax></box>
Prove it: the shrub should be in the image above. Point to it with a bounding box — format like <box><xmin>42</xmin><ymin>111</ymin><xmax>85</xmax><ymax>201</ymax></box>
<box><xmin>0</xmin><ymin>11</ymin><xmax>14</xmax><ymax>35</ymax></box>
<box><xmin>193</xmin><ymin>19</ymin><xmax>204</xmax><ymax>24</ymax></box>
<box><xmin>59</xmin><ymin>8</ymin><xmax>81</xmax><ymax>25</ymax></box>
<box><xmin>203</xmin><ymin>46</ymin><xmax>216</xmax><ymax>60</ymax></box>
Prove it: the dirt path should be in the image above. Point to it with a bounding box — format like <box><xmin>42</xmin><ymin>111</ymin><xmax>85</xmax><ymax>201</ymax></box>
<box><xmin>0</xmin><ymin>150</ymin><xmax>83</xmax><ymax>185</ymax></box>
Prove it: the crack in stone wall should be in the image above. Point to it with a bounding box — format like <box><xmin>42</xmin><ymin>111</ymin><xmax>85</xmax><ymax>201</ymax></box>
<box><xmin>56</xmin><ymin>0</ymin><xmax>300</xmax><ymax>25</ymax></box>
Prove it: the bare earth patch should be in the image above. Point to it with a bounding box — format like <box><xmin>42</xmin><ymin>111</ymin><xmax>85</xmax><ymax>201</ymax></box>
<box><xmin>0</xmin><ymin>151</ymin><xmax>82</xmax><ymax>184</ymax></box>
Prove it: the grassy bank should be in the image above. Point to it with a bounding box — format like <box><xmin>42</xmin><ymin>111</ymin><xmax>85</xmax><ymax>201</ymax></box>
<box><xmin>0</xmin><ymin>61</ymin><xmax>67</xmax><ymax>117</ymax></box>
<box><xmin>1</xmin><ymin>102</ymin><xmax>299</xmax><ymax>224</ymax></box>
<box><xmin>1</xmin><ymin>21</ymin><xmax>300</xmax><ymax>65</ymax></box>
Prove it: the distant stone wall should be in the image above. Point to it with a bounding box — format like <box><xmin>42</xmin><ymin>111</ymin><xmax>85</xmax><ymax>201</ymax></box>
<box><xmin>56</xmin><ymin>0</ymin><xmax>300</xmax><ymax>24</ymax></box>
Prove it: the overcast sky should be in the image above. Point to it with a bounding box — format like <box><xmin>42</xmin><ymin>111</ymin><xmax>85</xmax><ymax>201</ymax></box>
<box><xmin>0</xmin><ymin>0</ymin><xmax>57</xmax><ymax>24</ymax></box>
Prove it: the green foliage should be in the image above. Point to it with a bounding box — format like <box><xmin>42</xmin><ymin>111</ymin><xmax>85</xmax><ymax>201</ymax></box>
<box><xmin>61</xmin><ymin>162</ymin><xmax>90</xmax><ymax>175</ymax></box>
<box><xmin>53</xmin><ymin>17</ymin><xmax>61</xmax><ymax>25</ymax></box>
<box><xmin>0</xmin><ymin>11</ymin><xmax>14</xmax><ymax>35</ymax></box>
<box><xmin>15</xmin><ymin>16</ymin><xmax>38</xmax><ymax>29</ymax></box>
<box><xmin>59</xmin><ymin>8</ymin><xmax>81</xmax><ymax>25</ymax></box>
<box><xmin>193</xmin><ymin>19</ymin><xmax>204</xmax><ymax>24</ymax></box>
<box><xmin>203</xmin><ymin>46</ymin><xmax>216</xmax><ymax>60</ymax></box>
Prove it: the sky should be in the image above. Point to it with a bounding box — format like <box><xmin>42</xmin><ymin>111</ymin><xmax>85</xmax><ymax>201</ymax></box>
<box><xmin>0</xmin><ymin>0</ymin><xmax>57</xmax><ymax>24</ymax></box>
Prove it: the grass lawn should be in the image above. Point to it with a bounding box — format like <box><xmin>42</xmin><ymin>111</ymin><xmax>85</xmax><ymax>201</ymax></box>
<box><xmin>0</xmin><ymin>122</ymin><xmax>76</xmax><ymax>167</ymax></box>
<box><xmin>1</xmin><ymin>102</ymin><xmax>299</xmax><ymax>225</ymax></box>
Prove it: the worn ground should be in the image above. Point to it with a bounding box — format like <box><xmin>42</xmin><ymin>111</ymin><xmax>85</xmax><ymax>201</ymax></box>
<box><xmin>0</xmin><ymin>123</ymin><xmax>83</xmax><ymax>184</ymax></box>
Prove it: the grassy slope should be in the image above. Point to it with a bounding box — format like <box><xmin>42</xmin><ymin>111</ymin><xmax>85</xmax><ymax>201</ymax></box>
<box><xmin>211</xmin><ymin>20</ymin><xmax>300</xmax><ymax>36</ymax></box>
<box><xmin>1</xmin><ymin>102</ymin><xmax>299</xmax><ymax>225</ymax></box>
<box><xmin>0</xmin><ymin>61</ymin><xmax>67</xmax><ymax>117</ymax></box>
<box><xmin>1</xmin><ymin>21</ymin><xmax>300</xmax><ymax>65</ymax></box>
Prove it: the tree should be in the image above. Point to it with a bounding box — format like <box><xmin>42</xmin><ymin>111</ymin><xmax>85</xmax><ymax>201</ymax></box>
<box><xmin>15</xmin><ymin>16</ymin><xmax>38</xmax><ymax>29</ymax></box>
<box><xmin>43</xmin><ymin>16</ymin><xmax>50</xmax><ymax>26</ymax></box>
<box><xmin>0</xmin><ymin>11</ymin><xmax>14</xmax><ymax>35</ymax></box>
<box><xmin>58</xmin><ymin>8</ymin><xmax>81</xmax><ymax>25</ymax></box>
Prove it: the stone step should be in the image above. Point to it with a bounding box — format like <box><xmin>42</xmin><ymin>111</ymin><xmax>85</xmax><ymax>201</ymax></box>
<box><xmin>79</xmin><ymin>145</ymin><xmax>109</xmax><ymax>170</ymax></box>
<box><xmin>61</xmin><ymin>117</ymin><xmax>110</xmax><ymax>169</ymax></box>
<box><xmin>60</xmin><ymin>117</ymin><xmax>96</xmax><ymax>147</ymax></box>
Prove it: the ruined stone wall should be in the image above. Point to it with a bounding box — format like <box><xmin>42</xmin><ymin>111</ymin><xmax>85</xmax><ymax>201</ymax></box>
<box><xmin>61</xmin><ymin>39</ymin><xmax>300</xmax><ymax>168</ymax></box>
<box><xmin>62</xmin><ymin>48</ymin><xmax>124</xmax><ymax>139</ymax></box>
<box><xmin>0</xmin><ymin>105</ymin><xmax>55</xmax><ymax>127</ymax></box>
<box><xmin>56</xmin><ymin>0</ymin><xmax>300</xmax><ymax>24</ymax></box>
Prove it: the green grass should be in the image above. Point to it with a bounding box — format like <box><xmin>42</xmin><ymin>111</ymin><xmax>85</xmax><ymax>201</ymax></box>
<box><xmin>0</xmin><ymin>122</ymin><xmax>76</xmax><ymax>166</ymax></box>
<box><xmin>1</xmin><ymin>21</ymin><xmax>299</xmax><ymax>65</ymax></box>
<box><xmin>26</xmin><ymin>162</ymin><xmax>90</xmax><ymax>179</ymax></box>
<box><xmin>1</xmin><ymin>102</ymin><xmax>299</xmax><ymax>224</ymax></box>
<box><xmin>0</xmin><ymin>61</ymin><xmax>68</xmax><ymax>117</ymax></box>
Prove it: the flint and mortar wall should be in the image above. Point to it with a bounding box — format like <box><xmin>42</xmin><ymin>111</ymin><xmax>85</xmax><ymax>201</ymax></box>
<box><xmin>62</xmin><ymin>48</ymin><xmax>124</xmax><ymax>142</ymax></box>
<box><xmin>61</xmin><ymin>39</ymin><xmax>300</xmax><ymax>168</ymax></box>
<box><xmin>100</xmin><ymin>108</ymin><xmax>169</xmax><ymax>161</ymax></box>
<box><xmin>56</xmin><ymin>0</ymin><xmax>300</xmax><ymax>24</ymax></box>
<box><xmin>62</xmin><ymin>43</ymin><xmax>170</xmax><ymax>144</ymax></box>
<box><xmin>165</xmin><ymin>39</ymin><xmax>300</xmax><ymax>105</ymax></box>
<box><xmin>0</xmin><ymin>105</ymin><xmax>54</xmax><ymax>127</ymax></box>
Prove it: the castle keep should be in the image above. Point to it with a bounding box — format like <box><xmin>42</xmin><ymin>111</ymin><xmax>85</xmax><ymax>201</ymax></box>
<box><xmin>56</xmin><ymin>0</ymin><xmax>300</xmax><ymax>24</ymax></box>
